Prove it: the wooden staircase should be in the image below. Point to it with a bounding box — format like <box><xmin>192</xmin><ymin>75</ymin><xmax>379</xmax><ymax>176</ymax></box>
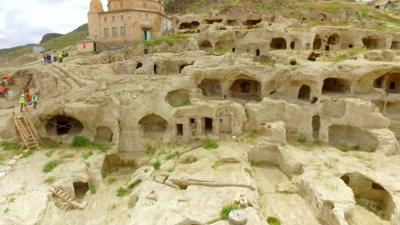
<box><xmin>50</xmin><ymin>186</ymin><xmax>87</xmax><ymax>210</ymax></box>
<box><xmin>13</xmin><ymin>112</ymin><xmax>40</xmax><ymax>150</ymax></box>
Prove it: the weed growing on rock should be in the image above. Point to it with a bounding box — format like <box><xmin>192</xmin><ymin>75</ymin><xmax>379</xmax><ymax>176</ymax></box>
<box><xmin>220</xmin><ymin>204</ymin><xmax>239</xmax><ymax>220</ymax></box>
<box><xmin>203</xmin><ymin>139</ymin><xmax>218</xmax><ymax>150</ymax></box>
<box><xmin>43</xmin><ymin>160</ymin><xmax>60</xmax><ymax>173</ymax></box>
<box><xmin>267</xmin><ymin>217</ymin><xmax>281</xmax><ymax>225</ymax></box>
<box><xmin>116</xmin><ymin>187</ymin><xmax>129</xmax><ymax>197</ymax></box>
<box><xmin>72</xmin><ymin>136</ymin><xmax>90</xmax><ymax>148</ymax></box>
<box><xmin>0</xmin><ymin>142</ymin><xmax>21</xmax><ymax>151</ymax></box>
<box><xmin>90</xmin><ymin>185</ymin><xmax>97</xmax><ymax>194</ymax></box>
<box><xmin>152</xmin><ymin>160</ymin><xmax>161</xmax><ymax>170</ymax></box>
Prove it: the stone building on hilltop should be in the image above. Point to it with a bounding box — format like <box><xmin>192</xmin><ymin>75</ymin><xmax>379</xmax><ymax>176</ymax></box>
<box><xmin>88</xmin><ymin>0</ymin><xmax>169</xmax><ymax>45</ymax></box>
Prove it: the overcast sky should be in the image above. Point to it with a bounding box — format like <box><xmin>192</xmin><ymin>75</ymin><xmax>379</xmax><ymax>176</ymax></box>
<box><xmin>0</xmin><ymin>0</ymin><xmax>108</xmax><ymax>49</ymax></box>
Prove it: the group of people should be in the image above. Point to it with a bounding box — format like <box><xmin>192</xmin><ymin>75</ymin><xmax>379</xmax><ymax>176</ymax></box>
<box><xmin>43</xmin><ymin>50</ymin><xmax>69</xmax><ymax>64</ymax></box>
<box><xmin>0</xmin><ymin>76</ymin><xmax>13</xmax><ymax>97</ymax></box>
<box><xmin>19</xmin><ymin>90</ymin><xmax>39</xmax><ymax>112</ymax></box>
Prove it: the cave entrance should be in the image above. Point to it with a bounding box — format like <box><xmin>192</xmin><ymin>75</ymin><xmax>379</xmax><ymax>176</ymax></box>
<box><xmin>73</xmin><ymin>182</ymin><xmax>89</xmax><ymax>200</ymax></box>
<box><xmin>230</xmin><ymin>79</ymin><xmax>261</xmax><ymax>100</ymax></box>
<box><xmin>204</xmin><ymin>117</ymin><xmax>213</xmax><ymax>135</ymax></box>
<box><xmin>298</xmin><ymin>84</ymin><xmax>311</xmax><ymax>101</ymax></box>
<box><xmin>340</xmin><ymin>173</ymin><xmax>394</xmax><ymax>221</ymax></box>
<box><xmin>363</xmin><ymin>37</ymin><xmax>379</xmax><ymax>49</ymax></box>
<box><xmin>199</xmin><ymin>40</ymin><xmax>212</xmax><ymax>50</ymax></box>
<box><xmin>312</xmin><ymin>115</ymin><xmax>320</xmax><ymax>139</ymax></box>
<box><xmin>198</xmin><ymin>79</ymin><xmax>222</xmax><ymax>97</ymax></box>
<box><xmin>322</xmin><ymin>78</ymin><xmax>350</xmax><ymax>94</ymax></box>
<box><xmin>327</xmin><ymin>33</ymin><xmax>340</xmax><ymax>45</ymax></box>
<box><xmin>313</xmin><ymin>35</ymin><xmax>322</xmax><ymax>50</ymax></box>
<box><xmin>176</xmin><ymin>124</ymin><xmax>183</xmax><ymax>137</ymax></box>
<box><xmin>46</xmin><ymin>115</ymin><xmax>83</xmax><ymax>136</ymax></box>
<box><xmin>270</xmin><ymin>38</ymin><xmax>287</xmax><ymax>50</ymax></box>
<box><xmin>139</xmin><ymin>114</ymin><xmax>168</xmax><ymax>136</ymax></box>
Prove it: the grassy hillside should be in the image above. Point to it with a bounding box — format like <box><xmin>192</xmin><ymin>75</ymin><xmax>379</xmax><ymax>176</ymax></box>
<box><xmin>0</xmin><ymin>24</ymin><xmax>88</xmax><ymax>66</ymax></box>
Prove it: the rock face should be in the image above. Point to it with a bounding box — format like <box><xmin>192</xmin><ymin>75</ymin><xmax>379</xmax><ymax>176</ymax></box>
<box><xmin>2</xmin><ymin>2</ymin><xmax>400</xmax><ymax>225</ymax></box>
<box><xmin>40</xmin><ymin>33</ymin><xmax>63</xmax><ymax>44</ymax></box>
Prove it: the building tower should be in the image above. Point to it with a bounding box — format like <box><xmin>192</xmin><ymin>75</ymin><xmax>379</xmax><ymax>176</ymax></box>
<box><xmin>88</xmin><ymin>0</ymin><xmax>104</xmax><ymax>41</ymax></box>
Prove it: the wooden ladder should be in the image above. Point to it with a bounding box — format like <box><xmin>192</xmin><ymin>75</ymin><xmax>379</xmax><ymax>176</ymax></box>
<box><xmin>13</xmin><ymin>112</ymin><xmax>40</xmax><ymax>150</ymax></box>
<box><xmin>50</xmin><ymin>186</ymin><xmax>87</xmax><ymax>210</ymax></box>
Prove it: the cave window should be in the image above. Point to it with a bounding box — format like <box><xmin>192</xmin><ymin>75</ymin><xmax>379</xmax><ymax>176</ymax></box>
<box><xmin>327</xmin><ymin>34</ymin><xmax>340</xmax><ymax>45</ymax></box>
<box><xmin>290</xmin><ymin>41</ymin><xmax>295</xmax><ymax>50</ymax></box>
<box><xmin>322</xmin><ymin>78</ymin><xmax>350</xmax><ymax>94</ymax></box>
<box><xmin>256</xmin><ymin>49</ymin><xmax>260</xmax><ymax>57</ymax></box>
<box><xmin>312</xmin><ymin>115</ymin><xmax>320</xmax><ymax>139</ymax></box>
<box><xmin>363</xmin><ymin>37</ymin><xmax>379</xmax><ymax>49</ymax></box>
<box><xmin>139</xmin><ymin>114</ymin><xmax>168</xmax><ymax>135</ymax></box>
<box><xmin>204</xmin><ymin>118</ymin><xmax>213</xmax><ymax>134</ymax></box>
<box><xmin>389</xmin><ymin>81</ymin><xmax>396</xmax><ymax>90</ymax></box>
<box><xmin>136</xmin><ymin>62</ymin><xmax>143</xmax><ymax>69</ymax></box>
<box><xmin>232</xmin><ymin>48</ymin><xmax>236</xmax><ymax>52</ymax></box>
<box><xmin>198</xmin><ymin>79</ymin><xmax>222</xmax><ymax>97</ymax></box>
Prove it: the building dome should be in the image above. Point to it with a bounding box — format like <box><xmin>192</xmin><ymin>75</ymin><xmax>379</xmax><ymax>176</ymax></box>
<box><xmin>89</xmin><ymin>0</ymin><xmax>104</xmax><ymax>13</ymax></box>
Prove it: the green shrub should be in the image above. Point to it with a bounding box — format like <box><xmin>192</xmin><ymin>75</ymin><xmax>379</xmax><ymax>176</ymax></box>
<box><xmin>21</xmin><ymin>150</ymin><xmax>33</xmax><ymax>158</ymax></box>
<box><xmin>46</xmin><ymin>149</ymin><xmax>56</xmax><ymax>157</ymax></box>
<box><xmin>90</xmin><ymin>185</ymin><xmax>97</xmax><ymax>194</ymax></box>
<box><xmin>165</xmin><ymin>151</ymin><xmax>179</xmax><ymax>160</ymax></box>
<box><xmin>72</xmin><ymin>136</ymin><xmax>90</xmax><ymax>148</ymax></box>
<box><xmin>297</xmin><ymin>137</ymin><xmax>307</xmax><ymax>144</ymax></box>
<box><xmin>82</xmin><ymin>151</ymin><xmax>93</xmax><ymax>160</ymax></box>
<box><xmin>43</xmin><ymin>160</ymin><xmax>60</xmax><ymax>173</ymax></box>
<box><xmin>44</xmin><ymin>176</ymin><xmax>56</xmax><ymax>184</ymax></box>
<box><xmin>1</xmin><ymin>142</ymin><xmax>21</xmax><ymax>151</ymax></box>
<box><xmin>152</xmin><ymin>160</ymin><xmax>161</xmax><ymax>170</ymax></box>
<box><xmin>116</xmin><ymin>187</ymin><xmax>129</xmax><ymax>197</ymax></box>
<box><xmin>203</xmin><ymin>139</ymin><xmax>218</xmax><ymax>150</ymax></box>
<box><xmin>220</xmin><ymin>204</ymin><xmax>239</xmax><ymax>220</ymax></box>
<box><xmin>146</xmin><ymin>146</ymin><xmax>156</xmax><ymax>156</ymax></box>
<box><xmin>267</xmin><ymin>217</ymin><xmax>281</xmax><ymax>225</ymax></box>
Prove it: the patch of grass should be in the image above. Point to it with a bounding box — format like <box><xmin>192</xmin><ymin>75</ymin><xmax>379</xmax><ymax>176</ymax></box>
<box><xmin>46</xmin><ymin>149</ymin><xmax>56</xmax><ymax>157</ymax></box>
<box><xmin>72</xmin><ymin>136</ymin><xmax>91</xmax><ymax>148</ymax></box>
<box><xmin>107</xmin><ymin>178</ymin><xmax>117</xmax><ymax>186</ymax></box>
<box><xmin>82</xmin><ymin>151</ymin><xmax>94</xmax><ymax>160</ymax></box>
<box><xmin>146</xmin><ymin>146</ymin><xmax>156</xmax><ymax>156</ymax></box>
<box><xmin>90</xmin><ymin>185</ymin><xmax>97</xmax><ymax>194</ymax></box>
<box><xmin>44</xmin><ymin>176</ymin><xmax>56</xmax><ymax>184</ymax></box>
<box><xmin>92</xmin><ymin>143</ymin><xmax>110</xmax><ymax>152</ymax></box>
<box><xmin>220</xmin><ymin>204</ymin><xmax>239</xmax><ymax>220</ymax></box>
<box><xmin>203</xmin><ymin>139</ymin><xmax>219</xmax><ymax>150</ymax></box>
<box><xmin>116</xmin><ymin>187</ymin><xmax>129</xmax><ymax>197</ymax></box>
<box><xmin>267</xmin><ymin>217</ymin><xmax>281</xmax><ymax>225</ymax></box>
<box><xmin>0</xmin><ymin>154</ymin><xmax>4</xmax><ymax>164</ymax></box>
<box><xmin>312</xmin><ymin>139</ymin><xmax>323</xmax><ymax>146</ymax></box>
<box><xmin>1</xmin><ymin>142</ymin><xmax>21</xmax><ymax>151</ymax></box>
<box><xmin>165</xmin><ymin>151</ymin><xmax>179</xmax><ymax>160</ymax></box>
<box><xmin>297</xmin><ymin>137</ymin><xmax>307</xmax><ymax>144</ymax></box>
<box><xmin>43</xmin><ymin>160</ymin><xmax>61</xmax><ymax>173</ymax></box>
<box><xmin>21</xmin><ymin>150</ymin><xmax>33</xmax><ymax>158</ymax></box>
<box><xmin>152</xmin><ymin>160</ymin><xmax>161</xmax><ymax>170</ymax></box>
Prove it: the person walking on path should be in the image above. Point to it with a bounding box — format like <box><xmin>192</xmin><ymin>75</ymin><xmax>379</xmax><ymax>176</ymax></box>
<box><xmin>32</xmin><ymin>93</ymin><xmax>39</xmax><ymax>109</ymax></box>
<box><xmin>19</xmin><ymin>94</ymin><xmax>26</xmax><ymax>112</ymax></box>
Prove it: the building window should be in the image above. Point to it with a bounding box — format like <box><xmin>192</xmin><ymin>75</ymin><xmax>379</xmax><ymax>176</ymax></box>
<box><xmin>104</xmin><ymin>17</ymin><xmax>107</xmax><ymax>22</ymax></box>
<box><xmin>143</xmin><ymin>28</ymin><xmax>152</xmax><ymax>41</ymax></box>
<box><xmin>120</xmin><ymin>26</ymin><xmax>126</xmax><ymax>36</ymax></box>
<box><xmin>112</xmin><ymin>27</ymin><xmax>118</xmax><ymax>37</ymax></box>
<box><xmin>112</xmin><ymin>16</ymin><xmax>115</xmax><ymax>22</ymax></box>
<box><xmin>104</xmin><ymin>28</ymin><xmax>109</xmax><ymax>38</ymax></box>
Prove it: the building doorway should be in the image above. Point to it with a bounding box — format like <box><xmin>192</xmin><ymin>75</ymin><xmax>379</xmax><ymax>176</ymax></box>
<box><xmin>143</xmin><ymin>28</ymin><xmax>152</xmax><ymax>41</ymax></box>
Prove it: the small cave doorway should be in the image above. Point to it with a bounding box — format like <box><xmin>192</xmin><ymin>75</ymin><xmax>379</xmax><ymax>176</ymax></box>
<box><xmin>270</xmin><ymin>38</ymin><xmax>287</xmax><ymax>50</ymax></box>
<box><xmin>298</xmin><ymin>84</ymin><xmax>311</xmax><ymax>101</ymax></box>
<box><xmin>229</xmin><ymin>79</ymin><xmax>261</xmax><ymax>100</ymax></box>
<box><xmin>73</xmin><ymin>182</ymin><xmax>89</xmax><ymax>200</ymax></box>
<box><xmin>46</xmin><ymin>115</ymin><xmax>83</xmax><ymax>136</ymax></box>
<box><xmin>322</xmin><ymin>78</ymin><xmax>351</xmax><ymax>94</ymax></box>
<box><xmin>313</xmin><ymin>35</ymin><xmax>322</xmax><ymax>50</ymax></box>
